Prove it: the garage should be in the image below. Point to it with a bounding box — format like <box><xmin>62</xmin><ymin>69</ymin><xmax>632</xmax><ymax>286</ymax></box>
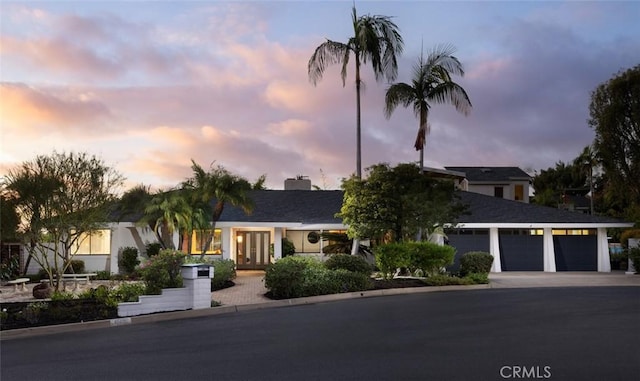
<box><xmin>554</xmin><ymin>235</ymin><xmax>598</xmax><ymax>271</ymax></box>
<box><xmin>447</xmin><ymin>229</ymin><xmax>490</xmax><ymax>272</ymax></box>
<box><xmin>499</xmin><ymin>231</ymin><xmax>543</xmax><ymax>271</ymax></box>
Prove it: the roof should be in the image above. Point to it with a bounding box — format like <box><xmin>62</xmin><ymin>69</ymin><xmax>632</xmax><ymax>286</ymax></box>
<box><xmin>455</xmin><ymin>191</ymin><xmax>629</xmax><ymax>227</ymax></box>
<box><xmin>217</xmin><ymin>190</ymin><xmax>344</xmax><ymax>225</ymax></box>
<box><xmin>445</xmin><ymin>166</ymin><xmax>531</xmax><ymax>182</ymax></box>
<box><xmin>110</xmin><ymin>189</ymin><xmax>631</xmax><ymax>228</ymax></box>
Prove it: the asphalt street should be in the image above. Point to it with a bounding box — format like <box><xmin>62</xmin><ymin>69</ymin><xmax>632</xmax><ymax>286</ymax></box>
<box><xmin>2</xmin><ymin>286</ymin><xmax>639</xmax><ymax>381</ymax></box>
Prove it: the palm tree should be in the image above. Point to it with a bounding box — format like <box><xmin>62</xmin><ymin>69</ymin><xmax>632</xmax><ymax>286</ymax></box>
<box><xmin>385</xmin><ymin>44</ymin><xmax>472</xmax><ymax>170</ymax></box>
<box><xmin>308</xmin><ymin>5</ymin><xmax>404</xmax><ymax>178</ymax></box>
<box><xmin>183</xmin><ymin>160</ymin><xmax>254</xmax><ymax>259</ymax></box>
<box><xmin>142</xmin><ymin>190</ymin><xmax>193</xmax><ymax>250</ymax></box>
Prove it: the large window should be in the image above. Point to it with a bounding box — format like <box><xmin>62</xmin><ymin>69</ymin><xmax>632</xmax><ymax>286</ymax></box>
<box><xmin>191</xmin><ymin>229</ymin><xmax>222</xmax><ymax>255</ymax></box>
<box><xmin>286</xmin><ymin>230</ymin><xmax>322</xmax><ymax>253</ymax></box>
<box><xmin>74</xmin><ymin>230</ymin><xmax>111</xmax><ymax>255</ymax></box>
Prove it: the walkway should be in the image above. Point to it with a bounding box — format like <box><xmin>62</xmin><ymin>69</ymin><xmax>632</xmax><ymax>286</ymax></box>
<box><xmin>213</xmin><ymin>270</ymin><xmax>270</xmax><ymax>306</ymax></box>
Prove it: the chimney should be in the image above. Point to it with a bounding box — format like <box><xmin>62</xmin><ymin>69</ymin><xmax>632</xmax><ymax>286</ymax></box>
<box><xmin>284</xmin><ymin>175</ymin><xmax>311</xmax><ymax>190</ymax></box>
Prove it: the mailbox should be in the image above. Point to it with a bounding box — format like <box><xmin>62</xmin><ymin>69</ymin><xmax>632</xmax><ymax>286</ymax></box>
<box><xmin>181</xmin><ymin>263</ymin><xmax>214</xmax><ymax>280</ymax></box>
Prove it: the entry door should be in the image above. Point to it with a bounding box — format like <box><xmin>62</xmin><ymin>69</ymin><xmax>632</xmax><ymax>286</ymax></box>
<box><xmin>236</xmin><ymin>231</ymin><xmax>271</xmax><ymax>270</ymax></box>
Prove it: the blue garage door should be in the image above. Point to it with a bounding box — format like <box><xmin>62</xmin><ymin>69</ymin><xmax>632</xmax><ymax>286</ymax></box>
<box><xmin>447</xmin><ymin>230</ymin><xmax>490</xmax><ymax>272</ymax></box>
<box><xmin>499</xmin><ymin>232</ymin><xmax>543</xmax><ymax>271</ymax></box>
<box><xmin>554</xmin><ymin>236</ymin><xmax>597</xmax><ymax>271</ymax></box>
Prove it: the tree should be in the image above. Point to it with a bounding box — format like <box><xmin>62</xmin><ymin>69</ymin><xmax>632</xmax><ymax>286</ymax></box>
<box><xmin>308</xmin><ymin>5</ymin><xmax>404</xmax><ymax>178</ymax></box>
<box><xmin>2</xmin><ymin>152</ymin><xmax>123</xmax><ymax>289</ymax></box>
<box><xmin>142</xmin><ymin>190</ymin><xmax>193</xmax><ymax>250</ymax></box>
<box><xmin>589</xmin><ymin>65</ymin><xmax>640</xmax><ymax>223</ymax></box>
<box><xmin>183</xmin><ymin>160</ymin><xmax>254</xmax><ymax>259</ymax></box>
<box><xmin>532</xmin><ymin>160</ymin><xmax>588</xmax><ymax>208</ymax></box>
<box><xmin>385</xmin><ymin>44</ymin><xmax>472</xmax><ymax>170</ymax></box>
<box><xmin>339</xmin><ymin>163</ymin><xmax>464</xmax><ymax>243</ymax></box>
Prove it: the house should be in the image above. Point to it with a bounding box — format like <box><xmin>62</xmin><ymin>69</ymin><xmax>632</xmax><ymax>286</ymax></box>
<box><xmin>444</xmin><ymin>166</ymin><xmax>532</xmax><ymax>202</ymax></box>
<box><xmin>21</xmin><ymin>176</ymin><xmax>632</xmax><ymax>275</ymax></box>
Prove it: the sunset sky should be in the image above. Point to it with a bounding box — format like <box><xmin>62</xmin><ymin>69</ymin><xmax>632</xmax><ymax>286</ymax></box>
<box><xmin>1</xmin><ymin>1</ymin><xmax>639</xmax><ymax>191</ymax></box>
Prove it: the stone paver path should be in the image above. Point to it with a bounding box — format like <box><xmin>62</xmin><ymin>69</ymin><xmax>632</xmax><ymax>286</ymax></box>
<box><xmin>213</xmin><ymin>271</ymin><xmax>271</xmax><ymax>306</ymax></box>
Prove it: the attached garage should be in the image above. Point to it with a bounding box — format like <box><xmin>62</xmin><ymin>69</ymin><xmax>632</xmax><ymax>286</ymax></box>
<box><xmin>453</xmin><ymin>191</ymin><xmax>632</xmax><ymax>272</ymax></box>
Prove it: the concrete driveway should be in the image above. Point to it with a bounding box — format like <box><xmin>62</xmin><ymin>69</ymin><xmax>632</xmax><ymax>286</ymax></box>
<box><xmin>489</xmin><ymin>271</ymin><xmax>640</xmax><ymax>288</ymax></box>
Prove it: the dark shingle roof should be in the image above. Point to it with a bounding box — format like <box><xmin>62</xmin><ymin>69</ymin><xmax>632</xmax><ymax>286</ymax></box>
<box><xmin>218</xmin><ymin>190</ymin><xmax>343</xmax><ymax>224</ymax></box>
<box><xmin>445</xmin><ymin>166</ymin><xmax>531</xmax><ymax>182</ymax></box>
<box><xmin>456</xmin><ymin>191</ymin><xmax>624</xmax><ymax>224</ymax></box>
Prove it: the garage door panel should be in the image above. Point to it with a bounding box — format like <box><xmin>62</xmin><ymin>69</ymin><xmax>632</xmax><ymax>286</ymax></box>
<box><xmin>447</xmin><ymin>234</ymin><xmax>490</xmax><ymax>272</ymax></box>
<box><xmin>499</xmin><ymin>235</ymin><xmax>543</xmax><ymax>271</ymax></box>
<box><xmin>554</xmin><ymin>236</ymin><xmax>597</xmax><ymax>271</ymax></box>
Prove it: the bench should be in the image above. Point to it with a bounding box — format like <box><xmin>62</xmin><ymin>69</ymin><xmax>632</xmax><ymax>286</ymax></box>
<box><xmin>7</xmin><ymin>278</ymin><xmax>30</xmax><ymax>291</ymax></box>
<box><xmin>58</xmin><ymin>273</ymin><xmax>98</xmax><ymax>290</ymax></box>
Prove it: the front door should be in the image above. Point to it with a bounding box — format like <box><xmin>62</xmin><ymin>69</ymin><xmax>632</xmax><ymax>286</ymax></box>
<box><xmin>236</xmin><ymin>231</ymin><xmax>271</xmax><ymax>270</ymax></box>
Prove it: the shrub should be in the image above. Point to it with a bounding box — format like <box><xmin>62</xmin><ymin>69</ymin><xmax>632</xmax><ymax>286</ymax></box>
<box><xmin>0</xmin><ymin>256</ymin><xmax>20</xmax><ymax>281</ymax></box>
<box><xmin>628</xmin><ymin>247</ymin><xmax>640</xmax><ymax>274</ymax></box>
<box><xmin>282</xmin><ymin>238</ymin><xmax>296</xmax><ymax>257</ymax></box>
<box><xmin>460</xmin><ymin>251</ymin><xmax>494</xmax><ymax>275</ymax></box>
<box><xmin>138</xmin><ymin>249</ymin><xmax>185</xmax><ymax>294</ymax></box>
<box><xmin>423</xmin><ymin>274</ymin><xmax>474</xmax><ymax>286</ymax></box>
<box><xmin>264</xmin><ymin>256</ymin><xmax>313</xmax><ymax>299</ymax></box>
<box><xmin>375</xmin><ymin>243</ymin><xmax>411</xmax><ymax>279</ymax></box>
<box><xmin>620</xmin><ymin>229</ymin><xmax>640</xmax><ymax>248</ymax></box>
<box><xmin>464</xmin><ymin>272</ymin><xmax>490</xmax><ymax>284</ymax></box>
<box><xmin>67</xmin><ymin>260</ymin><xmax>85</xmax><ymax>274</ymax></box>
<box><xmin>95</xmin><ymin>270</ymin><xmax>111</xmax><ymax>280</ymax></box>
<box><xmin>51</xmin><ymin>291</ymin><xmax>76</xmax><ymax>301</ymax></box>
<box><xmin>406</xmin><ymin>242</ymin><xmax>455</xmax><ymax>275</ymax></box>
<box><xmin>330</xmin><ymin>269</ymin><xmax>373</xmax><ymax>292</ymax></box>
<box><xmin>145</xmin><ymin>242</ymin><xmax>162</xmax><ymax>257</ymax></box>
<box><xmin>211</xmin><ymin>259</ymin><xmax>237</xmax><ymax>290</ymax></box>
<box><xmin>119</xmin><ymin>247</ymin><xmax>140</xmax><ymax>275</ymax></box>
<box><xmin>110</xmin><ymin>282</ymin><xmax>146</xmax><ymax>304</ymax></box>
<box><xmin>324</xmin><ymin>254</ymin><xmax>372</xmax><ymax>275</ymax></box>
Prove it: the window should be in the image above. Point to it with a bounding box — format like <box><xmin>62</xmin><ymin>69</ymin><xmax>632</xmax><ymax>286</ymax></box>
<box><xmin>494</xmin><ymin>187</ymin><xmax>504</xmax><ymax>198</ymax></box>
<box><xmin>286</xmin><ymin>230</ymin><xmax>322</xmax><ymax>253</ymax></box>
<box><xmin>74</xmin><ymin>230</ymin><xmax>111</xmax><ymax>255</ymax></box>
<box><xmin>515</xmin><ymin>184</ymin><xmax>524</xmax><ymax>201</ymax></box>
<box><xmin>191</xmin><ymin>229</ymin><xmax>222</xmax><ymax>254</ymax></box>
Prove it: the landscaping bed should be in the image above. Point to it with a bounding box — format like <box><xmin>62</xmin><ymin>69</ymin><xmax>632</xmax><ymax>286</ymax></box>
<box><xmin>1</xmin><ymin>299</ymin><xmax>118</xmax><ymax>331</ymax></box>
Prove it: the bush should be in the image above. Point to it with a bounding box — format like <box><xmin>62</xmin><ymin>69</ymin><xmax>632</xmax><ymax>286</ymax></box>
<box><xmin>0</xmin><ymin>256</ymin><xmax>20</xmax><ymax>281</ymax></box>
<box><xmin>406</xmin><ymin>242</ymin><xmax>455</xmax><ymax>275</ymax></box>
<box><xmin>620</xmin><ymin>229</ymin><xmax>640</xmax><ymax>248</ymax></box>
<box><xmin>265</xmin><ymin>256</ymin><xmax>371</xmax><ymax>299</ymax></box>
<box><xmin>282</xmin><ymin>238</ymin><xmax>296</xmax><ymax>257</ymax></box>
<box><xmin>119</xmin><ymin>247</ymin><xmax>140</xmax><ymax>275</ymax></box>
<box><xmin>67</xmin><ymin>260</ymin><xmax>85</xmax><ymax>274</ymax></box>
<box><xmin>374</xmin><ymin>243</ymin><xmax>411</xmax><ymax>280</ymax></box>
<box><xmin>145</xmin><ymin>242</ymin><xmax>162</xmax><ymax>257</ymax></box>
<box><xmin>628</xmin><ymin>247</ymin><xmax>640</xmax><ymax>274</ymax></box>
<box><xmin>110</xmin><ymin>282</ymin><xmax>146</xmax><ymax>304</ymax></box>
<box><xmin>459</xmin><ymin>251</ymin><xmax>494</xmax><ymax>276</ymax></box>
<box><xmin>324</xmin><ymin>254</ymin><xmax>372</xmax><ymax>275</ymax></box>
<box><xmin>464</xmin><ymin>272</ymin><xmax>490</xmax><ymax>284</ymax></box>
<box><xmin>95</xmin><ymin>270</ymin><xmax>111</xmax><ymax>280</ymax></box>
<box><xmin>264</xmin><ymin>256</ymin><xmax>314</xmax><ymax>299</ymax></box>
<box><xmin>138</xmin><ymin>249</ymin><xmax>185</xmax><ymax>294</ymax></box>
<box><xmin>211</xmin><ymin>259</ymin><xmax>236</xmax><ymax>290</ymax></box>
<box><xmin>423</xmin><ymin>274</ymin><xmax>474</xmax><ymax>286</ymax></box>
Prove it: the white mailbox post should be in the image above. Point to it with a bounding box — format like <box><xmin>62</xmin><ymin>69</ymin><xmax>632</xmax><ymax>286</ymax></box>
<box><xmin>181</xmin><ymin>263</ymin><xmax>214</xmax><ymax>309</ymax></box>
<box><xmin>626</xmin><ymin>238</ymin><xmax>639</xmax><ymax>275</ymax></box>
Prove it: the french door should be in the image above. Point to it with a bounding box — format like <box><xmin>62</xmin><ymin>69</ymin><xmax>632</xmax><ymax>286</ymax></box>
<box><xmin>236</xmin><ymin>231</ymin><xmax>271</xmax><ymax>270</ymax></box>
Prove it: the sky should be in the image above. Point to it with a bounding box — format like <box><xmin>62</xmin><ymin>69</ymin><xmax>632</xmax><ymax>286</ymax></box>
<box><xmin>1</xmin><ymin>1</ymin><xmax>639</xmax><ymax>191</ymax></box>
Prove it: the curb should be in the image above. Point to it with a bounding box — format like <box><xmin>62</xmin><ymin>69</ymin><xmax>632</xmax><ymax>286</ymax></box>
<box><xmin>0</xmin><ymin>284</ymin><xmax>490</xmax><ymax>340</ymax></box>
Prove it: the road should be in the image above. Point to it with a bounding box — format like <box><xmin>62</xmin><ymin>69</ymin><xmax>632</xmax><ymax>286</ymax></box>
<box><xmin>2</xmin><ymin>287</ymin><xmax>639</xmax><ymax>381</ymax></box>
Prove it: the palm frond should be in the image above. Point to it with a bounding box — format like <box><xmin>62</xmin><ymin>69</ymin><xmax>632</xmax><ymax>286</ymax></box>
<box><xmin>308</xmin><ymin>40</ymin><xmax>350</xmax><ymax>86</ymax></box>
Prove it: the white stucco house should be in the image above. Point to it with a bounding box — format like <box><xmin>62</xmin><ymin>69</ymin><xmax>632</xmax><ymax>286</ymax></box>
<box><xmin>19</xmin><ymin>174</ymin><xmax>633</xmax><ymax>275</ymax></box>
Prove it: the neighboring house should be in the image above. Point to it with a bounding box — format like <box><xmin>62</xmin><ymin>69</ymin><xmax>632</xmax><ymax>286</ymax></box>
<box><xmin>20</xmin><ymin>177</ymin><xmax>632</xmax><ymax>275</ymax></box>
<box><xmin>445</xmin><ymin>166</ymin><xmax>532</xmax><ymax>203</ymax></box>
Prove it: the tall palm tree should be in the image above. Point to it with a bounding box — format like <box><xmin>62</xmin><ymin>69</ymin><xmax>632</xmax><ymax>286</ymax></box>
<box><xmin>385</xmin><ymin>44</ymin><xmax>472</xmax><ymax>170</ymax></box>
<box><xmin>308</xmin><ymin>5</ymin><xmax>404</xmax><ymax>178</ymax></box>
<box><xmin>183</xmin><ymin>160</ymin><xmax>254</xmax><ymax>259</ymax></box>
